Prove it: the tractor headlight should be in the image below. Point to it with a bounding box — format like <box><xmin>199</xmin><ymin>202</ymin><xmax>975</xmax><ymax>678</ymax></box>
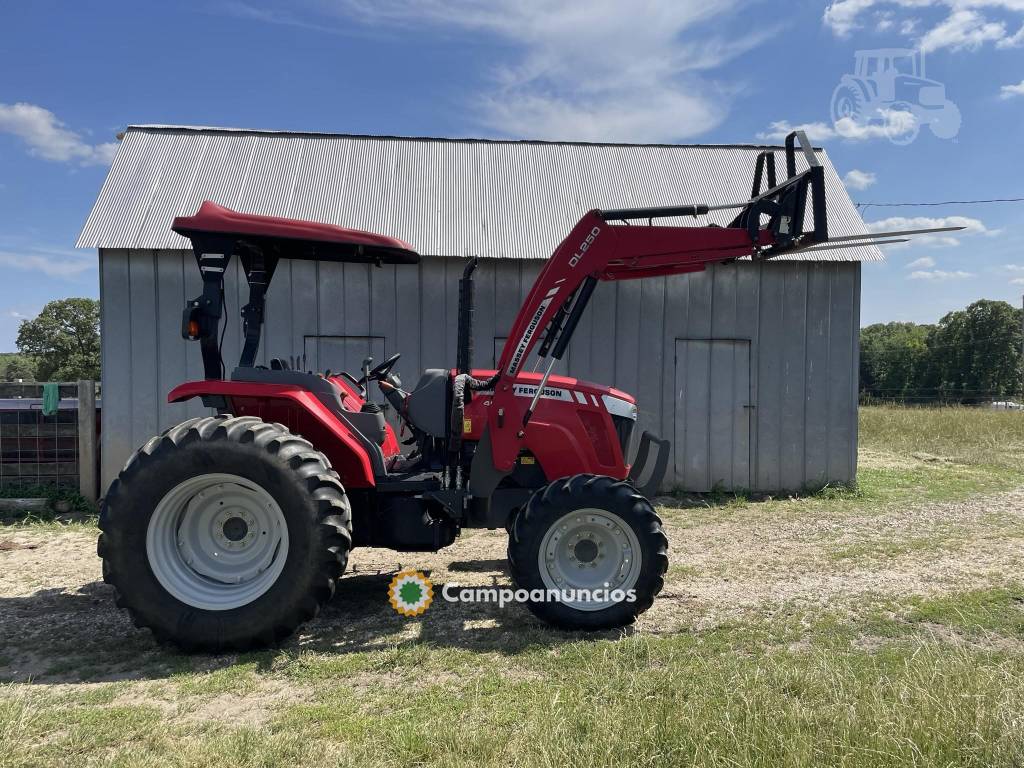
<box><xmin>602</xmin><ymin>394</ymin><xmax>638</xmax><ymax>461</ymax></box>
<box><xmin>602</xmin><ymin>394</ymin><xmax>637</xmax><ymax>420</ymax></box>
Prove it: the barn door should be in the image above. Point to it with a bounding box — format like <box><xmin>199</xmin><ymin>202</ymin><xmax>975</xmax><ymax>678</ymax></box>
<box><xmin>303</xmin><ymin>335</ymin><xmax>386</xmax><ymax>379</ymax></box>
<box><xmin>674</xmin><ymin>339</ymin><xmax>752</xmax><ymax>492</ymax></box>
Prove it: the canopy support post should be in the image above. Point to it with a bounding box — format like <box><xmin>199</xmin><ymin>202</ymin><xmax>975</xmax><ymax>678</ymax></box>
<box><xmin>238</xmin><ymin>249</ymin><xmax>278</xmax><ymax>370</ymax></box>
<box><xmin>182</xmin><ymin>236</ymin><xmax>235</xmax><ymax>380</ymax></box>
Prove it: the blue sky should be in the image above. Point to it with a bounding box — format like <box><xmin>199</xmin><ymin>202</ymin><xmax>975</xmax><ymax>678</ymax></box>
<box><xmin>1</xmin><ymin>0</ymin><xmax>1023</xmax><ymax>350</ymax></box>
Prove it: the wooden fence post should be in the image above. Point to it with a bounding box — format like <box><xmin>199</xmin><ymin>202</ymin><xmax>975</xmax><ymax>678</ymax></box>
<box><xmin>77</xmin><ymin>380</ymin><xmax>97</xmax><ymax>502</ymax></box>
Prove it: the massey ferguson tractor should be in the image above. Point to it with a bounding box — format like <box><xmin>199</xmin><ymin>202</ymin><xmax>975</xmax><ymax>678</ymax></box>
<box><xmin>97</xmin><ymin>132</ymin><xmax>956</xmax><ymax>650</ymax></box>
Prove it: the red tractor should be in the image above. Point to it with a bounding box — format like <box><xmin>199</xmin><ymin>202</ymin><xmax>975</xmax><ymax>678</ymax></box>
<box><xmin>97</xmin><ymin>132</ymin><xmax>954</xmax><ymax>650</ymax></box>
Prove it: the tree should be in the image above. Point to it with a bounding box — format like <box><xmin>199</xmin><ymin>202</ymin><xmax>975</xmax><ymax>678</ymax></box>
<box><xmin>16</xmin><ymin>298</ymin><xmax>100</xmax><ymax>381</ymax></box>
<box><xmin>859</xmin><ymin>299</ymin><xmax>1023</xmax><ymax>403</ymax></box>
<box><xmin>928</xmin><ymin>299</ymin><xmax>1022</xmax><ymax>400</ymax></box>
<box><xmin>0</xmin><ymin>353</ymin><xmax>38</xmax><ymax>381</ymax></box>
<box><xmin>859</xmin><ymin>322</ymin><xmax>932</xmax><ymax>399</ymax></box>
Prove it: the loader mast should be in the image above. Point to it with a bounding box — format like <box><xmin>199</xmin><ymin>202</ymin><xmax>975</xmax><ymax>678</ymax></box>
<box><xmin>495</xmin><ymin>130</ymin><xmax>826</xmax><ymax>383</ymax></box>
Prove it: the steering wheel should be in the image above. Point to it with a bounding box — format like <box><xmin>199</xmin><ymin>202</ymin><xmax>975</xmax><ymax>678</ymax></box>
<box><xmin>358</xmin><ymin>353</ymin><xmax>401</xmax><ymax>385</ymax></box>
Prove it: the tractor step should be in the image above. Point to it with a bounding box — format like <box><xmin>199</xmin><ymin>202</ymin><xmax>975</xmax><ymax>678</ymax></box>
<box><xmin>373</xmin><ymin>471</ymin><xmax>442</xmax><ymax>494</ymax></box>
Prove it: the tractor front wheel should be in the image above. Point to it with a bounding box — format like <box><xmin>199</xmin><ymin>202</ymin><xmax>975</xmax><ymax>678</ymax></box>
<box><xmin>508</xmin><ymin>475</ymin><xmax>668</xmax><ymax>630</ymax></box>
<box><xmin>98</xmin><ymin>415</ymin><xmax>352</xmax><ymax>652</ymax></box>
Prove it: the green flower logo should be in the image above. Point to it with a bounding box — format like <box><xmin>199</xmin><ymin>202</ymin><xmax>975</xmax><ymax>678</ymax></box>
<box><xmin>388</xmin><ymin>569</ymin><xmax>433</xmax><ymax>616</ymax></box>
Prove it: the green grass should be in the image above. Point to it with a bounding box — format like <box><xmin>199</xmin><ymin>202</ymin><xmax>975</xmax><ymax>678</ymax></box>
<box><xmin>1</xmin><ymin>405</ymin><xmax>1023</xmax><ymax>766</ymax></box>
<box><xmin>2</xmin><ymin>592</ymin><xmax>1024</xmax><ymax>767</ymax></box>
<box><xmin>906</xmin><ymin>588</ymin><xmax>1024</xmax><ymax>638</ymax></box>
<box><xmin>828</xmin><ymin>533</ymin><xmax>963</xmax><ymax>562</ymax></box>
<box><xmin>859</xmin><ymin>405</ymin><xmax>1024</xmax><ymax>473</ymax></box>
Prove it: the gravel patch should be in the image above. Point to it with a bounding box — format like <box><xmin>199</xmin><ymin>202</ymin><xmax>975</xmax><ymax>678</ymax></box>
<box><xmin>1</xmin><ymin>487</ymin><xmax>1022</xmax><ymax>681</ymax></box>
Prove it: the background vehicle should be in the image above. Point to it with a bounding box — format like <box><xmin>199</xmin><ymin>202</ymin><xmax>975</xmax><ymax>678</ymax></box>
<box><xmin>97</xmin><ymin>132</ymin><xmax>959</xmax><ymax>650</ymax></box>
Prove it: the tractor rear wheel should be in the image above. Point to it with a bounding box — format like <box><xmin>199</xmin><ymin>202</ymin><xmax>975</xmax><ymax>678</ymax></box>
<box><xmin>508</xmin><ymin>474</ymin><xmax>667</xmax><ymax>630</ymax></box>
<box><xmin>98</xmin><ymin>414</ymin><xmax>351</xmax><ymax>652</ymax></box>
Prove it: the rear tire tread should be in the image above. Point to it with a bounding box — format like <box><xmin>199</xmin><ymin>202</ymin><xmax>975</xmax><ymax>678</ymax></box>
<box><xmin>99</xmin><ymin>415</ymin><xmax>352</xmax><ymax>652</ymax></box>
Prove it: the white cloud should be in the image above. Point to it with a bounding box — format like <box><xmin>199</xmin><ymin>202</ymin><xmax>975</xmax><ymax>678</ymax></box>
<box><xmin>901</xmin><ymin>17</ymin><xmax>920</xmax><ymax>34</ymax></box>
<box><xmin>866</xmin><ymin>215</ymin><xmax>998</xmax><ymax>246</ymax></box>
<box><xmin>0</xmin><ymin>249</ymin><xmax>95</xmax><ymax>279</ymax></box>
<box><xmin>219</xmin><ymin>1</ymin><xmax>328</xmax><ymax>30</ymax></box>
<box><xmin>823</xmin><ymin>1</ymin><xmax>1024</xmax><ymax>52</ymax></box>
<box><xmin>824</xmin><ymin>0</ymin><xmax>886</xmax><ymax>36</ymax></box>
<box><xmin>843</xmin><ymin>169</ymin><xmax>878</xmax><ymax>189</ymax></box>
<box><xmin>838</xmin><ymin>110</ymin><xmax>918</xmax><ymax>139</ymax></box>
<box><xmin>907</xmin><ymin>256</ymin><xmax>936</xmax><ymax>268</ymax></box>
<box><xmin>920</xmin><ymin>10</ymin><xmax>1008</xmax><ymax>52</ymax></box>
<box><xmin>1004</xmin><ymin>264</ymin><xmax>1024</xmax><ymax>283</ymax></box>
<box><xmin>908</xmin><ymin>269</ymin><xmax>975</xmax><ymax>279</ymax></box>
<box><xmin>0</xmin><ymin>103</ymin><xmax>117</xmax><ymax>165</ymax></box>
<box><xmin>305</xmin><ymin>1</ymin><xmax>773</xmax><ymax>142</ymax></box>
<box><xmin>480</xmin><ymin>86</ymin><xmax>723</xmax><ymax>144</ymax></box>
<box><xmin>997</xmin><ymin>22</ymin><xmax>1024</xmax><ymax>46</ymax></box>
<box><xmin>1000</xmin><ymin>79</ymin><xmax>1024</xmax><ymax>97</ymax></box>
<box><xmin>757</xmin><ymin>121</ymin><xmax>839</xmax><ymax>141</ymax></box>
<box><xmin>758</xmin><ymin>110</ymin><xmax>917</xmax><ymax>142</ymax></box>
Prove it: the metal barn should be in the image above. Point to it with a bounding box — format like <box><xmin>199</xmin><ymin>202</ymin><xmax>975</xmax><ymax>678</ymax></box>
<box><xmin>78</xmin><ymin>126</ymin><xmax>878</xmax><ymax>494</ymax></box>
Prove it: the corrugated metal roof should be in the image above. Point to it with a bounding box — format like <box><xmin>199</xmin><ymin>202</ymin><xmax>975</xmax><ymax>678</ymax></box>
<box><xmin>77</xmin><ymin>125</ymin><xmax>882</xmax><ymax>262</ymax></box>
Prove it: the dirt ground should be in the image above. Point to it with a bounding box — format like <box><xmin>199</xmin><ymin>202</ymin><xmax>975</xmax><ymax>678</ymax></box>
<box><xmin>1</xmin><ymin>485</ymin><xmax>1022</xmax><ymax>685</ymax></box>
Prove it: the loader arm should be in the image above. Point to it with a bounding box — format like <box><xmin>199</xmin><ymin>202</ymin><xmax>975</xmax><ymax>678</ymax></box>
<box><xmin>480</xmin><ymin>130</ymin><xmax>961</xmax><ymax>481</ymax></box>
<box><xmin>482</xmin><ymin>212</ymin><xmax>778</xmax><ymax>477</ymax></box>
<box><xmin>484</xmin><ymin>134</ymin><xmax>825</xmax><ymax>479</ymax></box>
<box><xmin>496</xmin><ymin>131</ymin><xmax>828</xmax><ymax>383</ymax></box>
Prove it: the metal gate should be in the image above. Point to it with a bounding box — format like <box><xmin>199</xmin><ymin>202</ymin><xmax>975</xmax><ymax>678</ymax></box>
<box><xmin>0</xmin><ymin>385</ymin><xmax>84</xmax><ymax>489</ymax></box>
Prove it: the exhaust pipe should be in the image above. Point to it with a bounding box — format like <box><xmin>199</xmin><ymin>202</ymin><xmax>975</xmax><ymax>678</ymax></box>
<box><xmin>456</xmin><ymin>257</ymin><xmax>479</xmax><ymax>374</ymax></box>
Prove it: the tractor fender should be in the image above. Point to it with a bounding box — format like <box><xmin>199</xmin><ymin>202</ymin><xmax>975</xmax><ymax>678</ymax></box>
<box><xmin>168</xmin><ymin>381</ymin><xmax>377</xmax><ymax>488</ymax></box>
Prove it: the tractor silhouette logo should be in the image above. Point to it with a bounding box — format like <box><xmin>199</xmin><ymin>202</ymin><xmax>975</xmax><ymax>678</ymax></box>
<box><xmin>831</xmin><ymin>48</ymin><xmax>960</xmax><ymax>145</ymax></box>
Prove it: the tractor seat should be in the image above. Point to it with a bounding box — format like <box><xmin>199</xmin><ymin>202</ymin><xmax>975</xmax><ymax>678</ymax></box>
<box><xmin>229</xmin><ymin>367</ymin><xmax>388</xmax><ymax>475</ymax></box>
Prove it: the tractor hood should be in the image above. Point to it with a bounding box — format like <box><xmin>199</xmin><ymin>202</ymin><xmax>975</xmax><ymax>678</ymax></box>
<box><xmin>466</xmin><ymin>369</ymin><xmax>636</xmax><ymax>417</ymax></box>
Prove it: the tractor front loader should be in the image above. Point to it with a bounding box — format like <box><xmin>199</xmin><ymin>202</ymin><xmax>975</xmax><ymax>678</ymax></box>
<box><xmin>98</xmin><ymin>132</ymin><xmax>959</xmax><ymax>650</ymax></box>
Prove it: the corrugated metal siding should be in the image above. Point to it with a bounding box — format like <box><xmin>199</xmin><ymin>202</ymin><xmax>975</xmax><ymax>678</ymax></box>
<box><xmin>98</xmin><ymin>251</ymin><xmax>859</xmax><ymax>493</ymax></box>
<box><xmin>80</xmin><ymin>127</ymin><xmax>881</xmax><ymax>262</ymax></box>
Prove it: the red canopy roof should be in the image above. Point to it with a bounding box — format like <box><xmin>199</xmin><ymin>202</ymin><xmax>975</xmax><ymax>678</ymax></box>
<box><xmin>172</xmin><ymin>201</ymin><xmax>419</xmax><ymax>264</ymax></box>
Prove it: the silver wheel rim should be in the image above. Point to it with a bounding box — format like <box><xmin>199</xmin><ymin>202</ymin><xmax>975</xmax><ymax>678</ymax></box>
<box><xmin>537</xmin><ymin>508</ymin><xmax>642</xmax><ymax>612</ymax></box>
<box><xmin>146</xmin><ymin>473</ymin><xmax>289</xmax><ymax>611</ymax></box>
